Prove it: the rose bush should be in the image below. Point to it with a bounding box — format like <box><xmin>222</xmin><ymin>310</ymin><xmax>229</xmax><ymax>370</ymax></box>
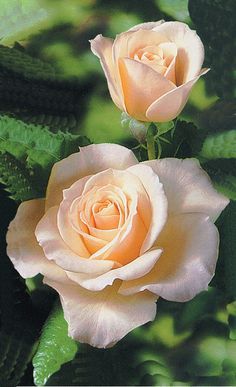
<box><xmin>7</xmin><ymin>144</ymin><xmax>228</xmax><ymax>348</ymax></box>
<box><xmin>90</xmin><ymin>21</ymin><xmax>209</xmax><ymax>122</ymax></box>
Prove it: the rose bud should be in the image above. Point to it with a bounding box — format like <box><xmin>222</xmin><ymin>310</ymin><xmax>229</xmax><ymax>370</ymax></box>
<box><xmin>90</xmin><ymin>21</ymin><xmax>209</xmax><ymax>122</ymax></box>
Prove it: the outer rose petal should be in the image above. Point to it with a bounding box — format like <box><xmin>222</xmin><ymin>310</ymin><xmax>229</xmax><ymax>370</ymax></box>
<box><xmin>127</xmin><ymin>164</ymin><xmax>168</xmax><ymax>253</ymax></box>
<box><xmin>66</xmin><ymin>248</ymin><xmax>163</xmax><ymax>291</ymax></box>
<box><xmin>35</xmin><ymin>206</ymin><xmax>115</xmax><ymax>274</ymax></box>
<box><xmin>144</xmin><ymin>158</ymin><xmax>229</xmax><ymax>221</ymax></box>
<box><xmin>120</xmin><ymin>213</ymin><xmax>219</xmax><ymax>302</ymax></box>
<box><xmin>6</xmin><ymin>199</ymin><xmax>64</xmax><ymax>280</ymax></box>
<box><xmin>45</xmin><ymin>278</ymin><xmax>157</xmax><ymax>348</ymax></box>
<box><xmin>153</xmin><ymin>21</ymin><xmax>205</xmax><ymax>84</ymax></box>
<box><xmin>90</xmin><ymin>35</ymin><xmax>124</xmax><ymax>110</ymax></box>
<box><xmin>146</xmin><ymin>68</ymin><xmax>209</xmax><ymax>122</ymax></box>
<box><xmin>119</xmin><ymin>58</ymin><xmax>175</xmax><ymax>121</ymax></box>
<box><xmin>46</xmin><ymin>144</ymin><xmax>138</xmax><ymax>210</ymax></box>
<box><xmin>128</xmin><ymin>20</ymin><xmax>164</xmax><ymax>32</ymax></box>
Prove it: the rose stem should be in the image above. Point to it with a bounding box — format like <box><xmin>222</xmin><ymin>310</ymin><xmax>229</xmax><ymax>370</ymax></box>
<box><xmin>146</xmin><ymin>123</ymin><xmax>156</xmax><ymax>160</ymax></box>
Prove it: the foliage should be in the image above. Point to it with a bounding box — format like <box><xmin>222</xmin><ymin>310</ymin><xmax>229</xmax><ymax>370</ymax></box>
<box><xmin>0</xmin><ymin>0</ymin><xmax>49</xmax><ymax>46</ymax></box>
<box><xmin>0</xmin><ymin>45</ymin><xmax>94</xmax><ymax>131</ymax></box>
<box><xmin>33</xmin><ymin>302</ymin><xmax>78</xmax><ymax>386</ymax></box>
<box><xmin>189</xmin><ymin>0</ymin><xmax>235</xmax><ymax>98</ymax></box>
<box><xmin>0</xmin><ymin>115</ymin><xmax>90</xmax><ymax>198</ymax></box>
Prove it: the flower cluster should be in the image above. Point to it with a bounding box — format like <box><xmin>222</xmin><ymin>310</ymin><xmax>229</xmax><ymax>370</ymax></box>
<box><xmin>6</xmin><ymin>20</ymin><xmax>229</xmax><ymax>348</ymax></box>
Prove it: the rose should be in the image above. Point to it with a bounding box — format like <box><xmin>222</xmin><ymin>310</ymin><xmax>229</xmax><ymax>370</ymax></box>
<box><xmin>7</xmin><ymin>144</ymin><xmax>228</xmax><ymax>348</ymax></box>
<box><xmin>90</xmin><ymin>21</ymin><xmax>209</xmax><ymax>122</ymax></box>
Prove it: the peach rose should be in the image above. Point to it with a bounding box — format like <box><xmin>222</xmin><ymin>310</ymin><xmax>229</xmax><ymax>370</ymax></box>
<box><xmin>7</xmin><ymin>144</ymin><xmax>228</xmax><ymax>348</ymax></box>
<box><xmin>90</xmin><ymin>21</ymin><xmax>209</xmax><ymax>122</ymax></box>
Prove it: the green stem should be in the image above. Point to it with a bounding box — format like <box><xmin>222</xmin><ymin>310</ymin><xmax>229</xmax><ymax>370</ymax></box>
<box><xmin>146</xmin><ymin>123</ymin><xmax>157</xmax><ymax>160</ymax></box>
<box><xmin>147</xmin><ymin>135</ymin><xmax>156</xmax><ymax>160</ymax></box>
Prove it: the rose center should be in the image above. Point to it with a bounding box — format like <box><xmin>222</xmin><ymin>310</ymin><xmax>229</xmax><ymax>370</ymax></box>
<box><xmin>92</xmin><ymin>200</ymin><xmax>120</xmax><ymax>230</ymax></box>
<box><xmin>133</xmin><ymin>42</ymin><xmax>177</xmax><ymax>84</ymax></box>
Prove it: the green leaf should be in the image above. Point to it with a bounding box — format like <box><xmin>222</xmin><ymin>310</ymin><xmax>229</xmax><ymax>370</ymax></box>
<box><xmin>211</xmin><ymin>173</ymin><xmax>236</xmax><ymax>201</ymax></box>
<box><xmin>0</xmin><ymin>115</ymin><xmax>90</xmax><ymax>192</ymax></box>
<box><xmin>0</xmin><ymin>44</ymin><xmax>57</xmax><ymax>81</ymax></box>
<box><xmin>199</xmin><ymin>130</ymin><xmax>236</xmax><ymax>159</ymax></box>
<box><xmin>203</xmin><ymin>160</ymin><xmax>236</xmax><ymax>201</ymax></box>
<box><xmin>156</xmin><ymin>0</ymin><xmax>190</xmax><ymax>22</ymax></box>
<box><xmin>0</xmin><ymin>0</ymin><xmax>49</xmax><ymax>46</ymax></box>
<box><xmin>33</xmin><ymin>302</ymin><xmax>78</xmax><ymax>386</ymax></box>
<box><xmin>156</xmin><ymin>121</ymin><xmax>174</xmax><ymax>136</ymax></box>
<box><xmin>175</xmin><ymin>288</ymin><xmax>223</xmax><ymax>332</ymax></box>
<box><xmin>46</xmin><ymin>341</ymin><xmax>137</xmax><ymax>386</ymax></box>
<box><xmin>0</xmin><ymin>46</ymin><xmax>92</xmax><ymax>128</ymax></box>
<box><xmin>0</xmin><ymin>152</ymin><xmax>41</xmax><ymax>201</ymax></box>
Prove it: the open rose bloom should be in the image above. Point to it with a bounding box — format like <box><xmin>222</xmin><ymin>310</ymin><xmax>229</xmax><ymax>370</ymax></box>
<box><xmin>90</xmin><ymin>21</ymin><xmax>209</xmax><ymax>122</ymax></box>
<box><xmin>7</xmin><ymin>144</ymin><xmax>228</xmax><ymax>348</ymax></box>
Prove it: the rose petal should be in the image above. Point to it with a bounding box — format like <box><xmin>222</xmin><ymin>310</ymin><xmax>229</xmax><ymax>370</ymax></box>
<box><xmin>128</xmin><ymin>20</ymin><xmax>165</xmax><ymax>32</ymax></box>
<box><xmin>66</xmin><ymin>248</ymin><xmax>162</xmax><ymax>291</ymax></box>
<box><xmin>144</xmin><ymin>158</ymin><xmax>229</xmax><ymax>221</ymax></box>
<box><xmin>69</xmin><ymin>184</ymin><xmax>126</xmax><ymax>242</ymax></box>
<box><xmin>45</xmin><ymin>278</ymin><xmax>157</xmax><ymax>348</ymax></box>
<box><xmin>90</xmin><ymin>35</ymin><xmax>124</xmax><ymax>110</ymax></box>
<box><xmin>78</xmin><ymin>168</ymin><xmax>149</xmax><ymax>265</ymax></box>
<box><xmin>7</xmin><ymin>199</ymin><xmax>48</xmax><ymax>278</ymax></box>
<box><xmin>146</xmin><ymin>69</ymin><xmax>209</xmax><ymax>122</ymax></box>
<box><xmin>159</xmin><ymin>42</ymin><xmax>178</xmax><ymax>84</ymax></box>
<box><xmin>46</xmin><ymin>144</ymin><xmax>138</xmax><ymax>210</ymax></box>
<box><xmin>127</xmin><ymin>164</ymin><xmax>168</xmax><ymax>253</ymax></box>
<box><xmin>164</xmin><ymin>56</ymin><xmax>176</xmax><ymax>84</ymax></box>
<box><xmin>146</xmin><ymin>68</ymin><xmax>209</xmax><ymax>122</ymax></box>
<box><xmin>119</xmin><ymin>58</ymin><xmax>176</xmax><ymax>121</ymax></box>
<box><xmin>35</xmin><ymin>206</ymin><xmax>114</xmax><ymax>274</ymax></box>
<box><xmin>120</xmin><ymin>213</ymin><xmax>219</xmax><ymax>301</ymax></box>
<box><xmin>113</xmin><ymin>29</ymin><xmax>165</xmax><ymax>64</ymax></box>
<box><xmin>153</xmin><ymin>21</ymin><xmax>205</xmax><ymax>84</ymax></box>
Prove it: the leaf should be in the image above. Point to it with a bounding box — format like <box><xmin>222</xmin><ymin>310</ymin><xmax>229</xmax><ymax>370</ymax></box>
<box><xmin>0</xmin><ymin>46</ymin><xmax>93</xmax><ymax>127</ymax></box>
<box><xmin>156</xmin><ymin>0</ymin><xmax>190</xmax><ymax>22</ymax></box>
<box><xmin>0</xmin><ymin>152</ymin><xmax>41</xmax><ymax>201</ymax></box>
<box><xmin>0</xmin><ymin>115</ymin><xmax>90</xmax><ymax>192</ymax></box>
<box><xmin>46</xmin><ymin>341</ymin><xmax>137</xmax><ymax>386</ymax></box>
<box><xmin>0</xmin><ymin>44</ymin><xmax>57</xmax><ymax>81</ymax></box>
<box><xmin>175</xmin><ymin>288</ymin><xmax>223</xmax><ymax>332</ymax></box>
<box><xmin>203</xmin><ymin>160</ymin><xmax>236</xmax><ymax>201</ymax></box>
<box><xmin>0</xmin><ymin>0</ymin><xmax>50</xmax><ymax>46</ymax></box>
<box><xmin>211</xmin><ymin>173</ymin><xmax>236</xmax><ymax>201</ymax></box>
<box><xmin>199</xmin><ymin>130</ymin><xmax>236</xmax><ymax>159</ymax></box>
<box><xmin>33</xmin><ymin>302</ymin><xmax>78</xmax><ymax>386</ymax></box>
<box><xmin>158</xmin><ymin>120</ymin><xmax>198</xmax><ymax>159</ymax></box>
<box><xmin>156</xmin><ymin>120</ymin><xmax>174</xmax><ymax>136</ymax></box>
